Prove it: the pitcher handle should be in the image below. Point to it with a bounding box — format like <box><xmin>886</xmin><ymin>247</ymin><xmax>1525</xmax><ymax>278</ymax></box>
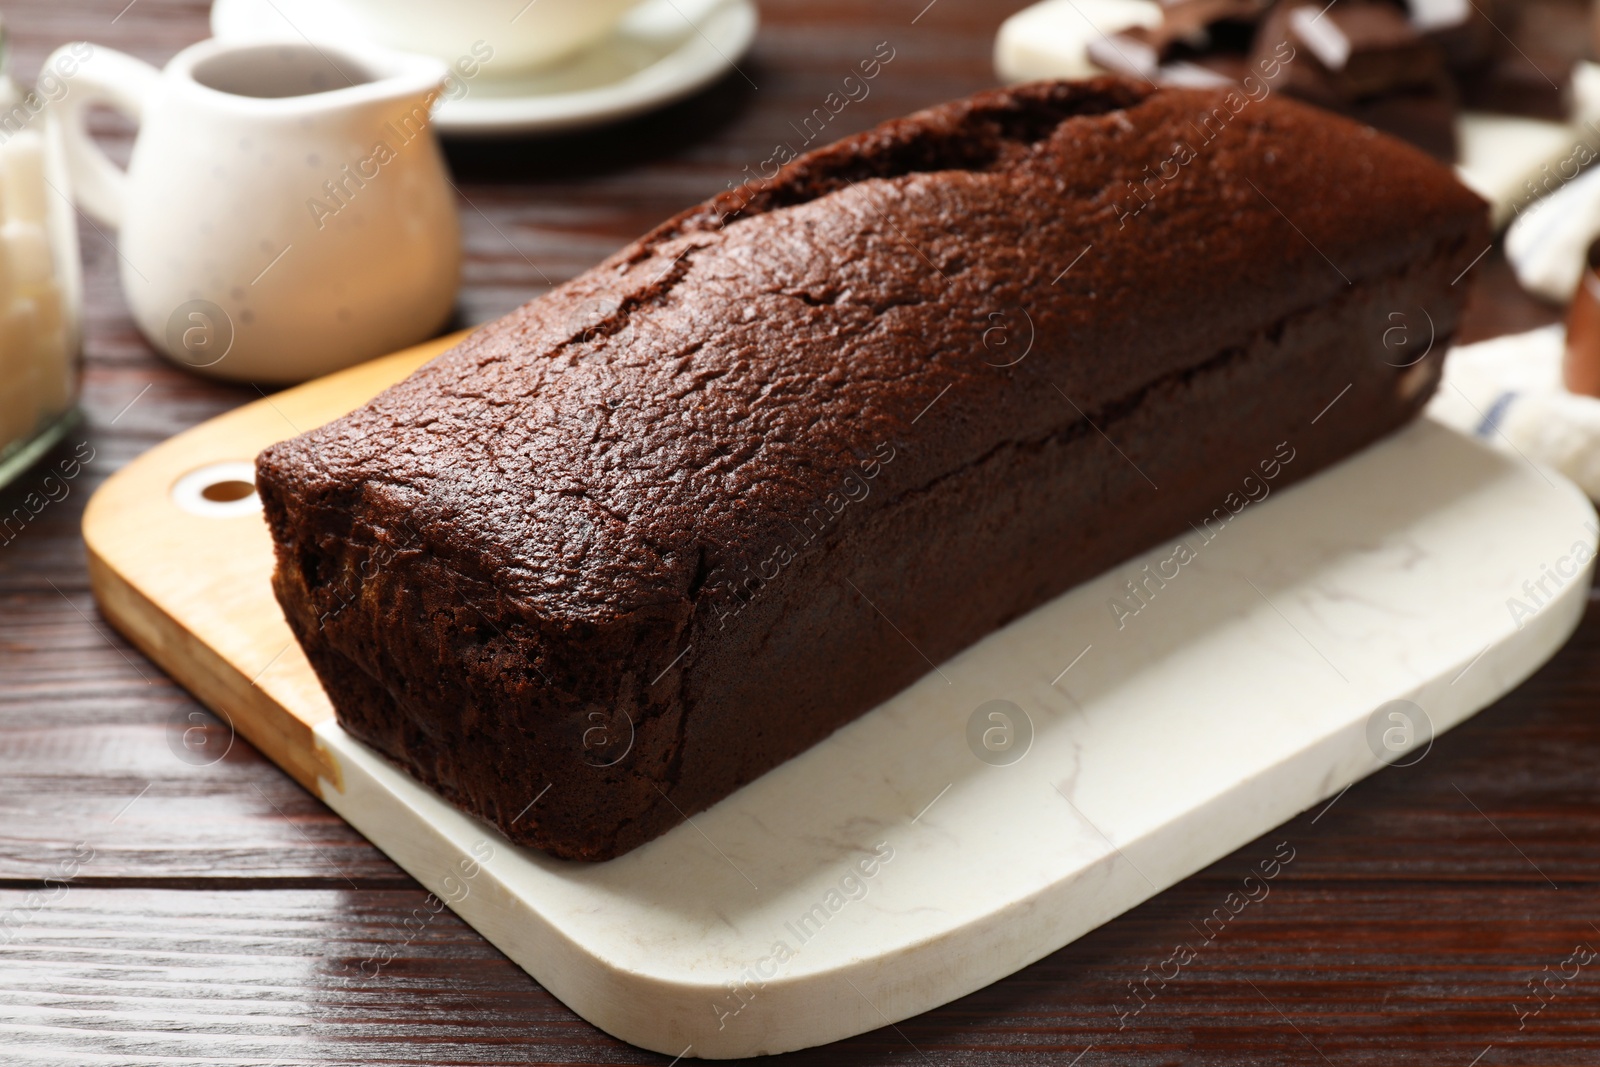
<box><xmin>46</xmin><ymin>43</ymin><xmax>160</xmax><ymax>229</ymax></box>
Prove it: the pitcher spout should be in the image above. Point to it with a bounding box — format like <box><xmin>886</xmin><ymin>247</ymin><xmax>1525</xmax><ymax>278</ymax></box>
<box><xmin>169</xmin><ymin>37</ymin><xmax>448</xmax><ymax>119</ymax></box>
<box><xmin>338</xmin><ymin>45</ymin><xmax>453</xmax><ymax>109</ymax></box>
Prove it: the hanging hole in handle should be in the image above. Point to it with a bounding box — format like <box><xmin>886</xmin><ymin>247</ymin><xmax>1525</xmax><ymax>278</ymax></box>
<box><xmin>85</xmin><ymin>104</ymin><xmax>136</xmax><ymax>164</ymax></box>
<box><xmin>172</xmin><ymin>461</ymin><xmax>260</xmax><ymax>517</ymax></box>
<box><xmin>202</xmin><ymin>479</ymin><xmax>255</xmax><ymax>502</ymax></box>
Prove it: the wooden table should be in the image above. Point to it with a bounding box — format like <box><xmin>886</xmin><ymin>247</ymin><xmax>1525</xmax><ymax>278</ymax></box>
<box><xmin>2</xmin><ymin>0</ymin><xmax>1595</xmax><ymax>1063</ymax></box>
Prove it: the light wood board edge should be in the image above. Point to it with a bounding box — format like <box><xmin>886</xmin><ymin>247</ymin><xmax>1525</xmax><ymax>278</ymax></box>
<box><xmin>86</xmin><ymin>548</ymin><xmax>343</xmax><ymax>794</ymax></box>
<box><xmin>83</xmin><ymin>332</ymin><xmax>468</xmax><ymax>797</ymax></box>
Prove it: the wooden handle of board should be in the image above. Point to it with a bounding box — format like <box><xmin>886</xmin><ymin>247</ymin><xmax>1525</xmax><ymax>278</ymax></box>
<box><xmin>83</xmin><ymin>332</ymin><xmax>468</xmax><ymax>795</ymax></box>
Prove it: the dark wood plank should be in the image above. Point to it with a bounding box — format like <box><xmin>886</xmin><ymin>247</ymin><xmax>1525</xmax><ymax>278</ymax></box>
<box><xmin>3</xmin><ymin>831</ymin><xmax>1600</xmax><ymax>1065</ymax></box>
<box><xmin>0</xmin><ymin>484</ymin><xmax>412</xmax><ymax>884</ymax></box>
<box><xmin>4</xmin><ymin>0</ymin><xmax>1600</xmax><ymax>1061</ymax></box>
<box><xmin>5</xmin><ymin>592</ymin><xmax>1598</xmax><ymax>1062</ymax></box>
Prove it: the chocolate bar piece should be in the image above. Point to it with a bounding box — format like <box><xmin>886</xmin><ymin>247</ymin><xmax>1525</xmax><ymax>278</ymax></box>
<box><xmin>1087</xmin><ymin>27</ymin><xmax>1162</xmax><ymax>80</ymax></box>
<box><xmin>1456</xmin><ymin>47</ymin><xmax>1573</xmax><ymax>121</ymax></box>
<box><xmin>1352</xmin><ymin>80</ymin><xmax>1460</xmax><ymax>160</ymax></box>
<box><xmin>1157</xmin><ymin>58</ymin><xmax>1242</xmax><ymax>86</ymax></box>
<box><xmin>1407</xmin><ymin>0</ymin><xmax>1496</xmax><ymax>69</ymax></box>
<box><xmin>1284</xmin><ymin>0</ymin><xmax>1449</xmax><ymax>96</ymax></box>
<box><xmin>1250</xmin><ymin>0</ymin><xmax>1457</xmax><ymax>158</ymax></box>
<box><xmin>1159</xmin><ymin>0</ymin><xmax>1272</xmax><ymax>53</ymax></box>
<box><xmin>1086</xmin><ymin>0</ymin><xmax>1273</xmax><ymax>78</ymax></box>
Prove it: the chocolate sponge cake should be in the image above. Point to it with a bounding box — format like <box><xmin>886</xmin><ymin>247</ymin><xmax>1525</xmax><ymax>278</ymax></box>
<box><xmin>256</xmin><ymin>78</ymin><xmax>1487</xmax><ymax>861</ymax></box>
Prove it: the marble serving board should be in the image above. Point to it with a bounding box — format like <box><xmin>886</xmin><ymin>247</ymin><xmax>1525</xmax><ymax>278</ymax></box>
<box><xmin>84</xmin><ymin>332</ymin><xmax>1595</xmax><ymax>1058</ymax></box>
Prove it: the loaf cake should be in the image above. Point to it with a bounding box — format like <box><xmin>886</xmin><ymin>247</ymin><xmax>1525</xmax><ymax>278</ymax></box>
<box><xmin>257</xmin><ymin>78</ymin><xmax>1488</xmax><ymax>861</ymax></box>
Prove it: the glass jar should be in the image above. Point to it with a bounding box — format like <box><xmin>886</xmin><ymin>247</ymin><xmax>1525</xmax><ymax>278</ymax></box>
<box><xmin>0</xmin><ymin>18</ymin><xmax>84</xmax><ymax>491</ymax></box>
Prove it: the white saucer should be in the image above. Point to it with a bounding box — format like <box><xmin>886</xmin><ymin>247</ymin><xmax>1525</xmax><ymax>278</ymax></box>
<box><xmin>209</xmin><ymin>0</ymin><xmax>759</xmax><ymax>136</ymax></box>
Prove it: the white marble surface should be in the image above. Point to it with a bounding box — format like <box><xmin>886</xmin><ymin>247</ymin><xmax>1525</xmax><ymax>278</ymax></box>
<box><xmin>314</xmin><ymin>416</ymin><xmax>1594</xmax><ymax>1058</ymax></box>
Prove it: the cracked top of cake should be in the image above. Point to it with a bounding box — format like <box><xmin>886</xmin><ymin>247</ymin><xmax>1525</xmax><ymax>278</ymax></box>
<box><xmin>256</xmin><ymin>77</ymin><xmax>1485</xmax><ymax>626</ymax></box>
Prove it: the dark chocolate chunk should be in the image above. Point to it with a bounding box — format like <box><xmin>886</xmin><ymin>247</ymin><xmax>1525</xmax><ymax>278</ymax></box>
<box><xmin>1251</xmin><ymin>1</ymin><xmax>1457</xmax><ymax>159</ymax></box>
<box><xmin>1351</xmin><ymin>77</ymin><xmax>1461</xmax><ymax>160</ymax></box>
<box><xmin>1284</xmin><ymin>0</ymin><xmax>1450</xmax><ymax>96</ymax></box>
<box><xmin>1456</xmin><ymin>46</ymin><xmax>1573</xmax><ymax>121</ymax></box>
<box><xmin>1159</xmin><ymin>0</ymin><xmax>1274</xmax><ymax>53</ymax></box>
<box><xmin>1406</xmin><ymin>0</ymin><xmax>1496</xmax><ymax>69</ymax></box>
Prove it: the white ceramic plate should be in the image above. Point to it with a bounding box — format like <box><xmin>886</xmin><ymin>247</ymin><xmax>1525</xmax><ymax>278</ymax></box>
<box><xmin>210</xmin><ymin>0</ymin><xmax>759</xmax><ymax>136</ymax></box>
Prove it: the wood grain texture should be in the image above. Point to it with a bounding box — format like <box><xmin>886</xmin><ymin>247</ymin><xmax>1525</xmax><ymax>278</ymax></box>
<box><xmin>1</xmin><ymin>0</ymin><xmax>1598</xmax><ymax>1062</ymax></box>
<box><xmin>82</xmin><ymin>335</ymin><xmax>463</xmax><ymax>805</ymax></box>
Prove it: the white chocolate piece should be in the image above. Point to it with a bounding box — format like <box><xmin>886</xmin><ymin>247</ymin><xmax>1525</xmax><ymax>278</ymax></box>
<box><xmin>1427</xmin><ymin>325</ymin><xmax>1600</xmax><ymax>500</ymax></box>
<box><xmin>1574</xmin><ymin>61</ymin><xmax>1600</xmax><ymax>128</ymax></box>
<box><xmin>1504</xmin><ymin>165</ymin><xmax>1600</xmax><ymax>303</ymax></box>
<box><xmin>1158</xmin><ymin>60</ymin><xmax>1234</xmax><ymax>88</ymax></box>
<box><xmin>994</xmin><ymin>0</ymin><xmax>1162</xmax><ymax>83</ymax></box>
<box><xmin>1407</xmin><ymin>0</ymin><xmax>1470</xmax><ymax>32</ymax></box>
<box><xmin>1454</xmin><ymin>112</ymin><xmax>1597</xmax><ymax>229</ymax></box>
<box><xmin>1497</xmin><ymin>63</ymin><xmax>1600</xmax><ymax>300</ymax></box>
<box><xmin>1289</xmin><ymin>6</ymin><xmax>1352</xmax><ymax>70</ymax></box>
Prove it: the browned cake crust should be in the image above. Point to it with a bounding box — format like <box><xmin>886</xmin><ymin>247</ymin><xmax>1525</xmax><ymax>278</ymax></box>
<box><xmin>256</xmin><ymin>78</ymin><xmax>1488</xmax><ymax>861</ymax></box>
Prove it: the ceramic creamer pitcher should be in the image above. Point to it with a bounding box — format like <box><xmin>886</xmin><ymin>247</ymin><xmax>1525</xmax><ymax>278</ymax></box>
<box><xmin>46</xmin><ymin>38</ymin><xmax>461</xmax><ymax>383</ymax></box>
